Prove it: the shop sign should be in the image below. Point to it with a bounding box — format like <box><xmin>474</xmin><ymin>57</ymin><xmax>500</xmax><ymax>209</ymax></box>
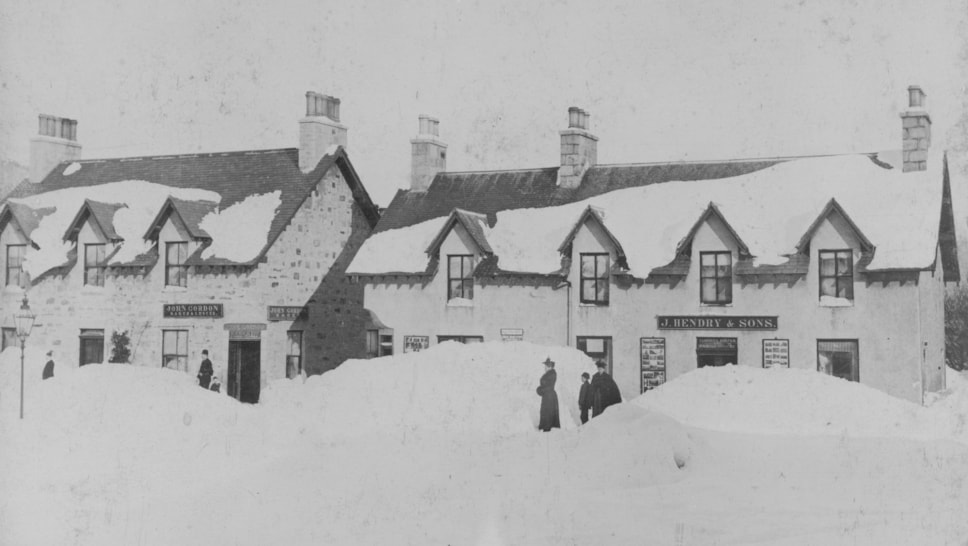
<box><xmin>657</xmin><ymin>315</ymin><xmax>777</xmax><ymax>330</ymax></box>
<box><xmin>639</xmin><ymin>337</ymin><xmax>666</xmax><ymax>393</ymax></box>
<box><xmin>267</xmin><ymin>306</ymin><xmax>308</xmax><ymax>322</ymax></box>
<box><xmin>697</xmin><ymin>337</ymin><xmax>737</xmax><ymax>351</ymax></box>
<box><xmin>500</xmin><ymin>328</ymin><xmax>524</xmax><ymax>342</ymax></box>
<box><xmin>163</xmin><ymin>303</ymin><xmax>223</xmax><ymax>318</ymax></box>
<box><xmin>763</xmin><ymin>339</ymin><xmax>790</xmax><ymax>368</ymax></box>
<box><xmin>224</xmin><ymin>323</ymin><xmax>266</xmax><ymax>340</ymax></box>
<box><xmin>403</xmin><ymin>336</ymin><xmax>430</xmax><ymax>353</ymax></box>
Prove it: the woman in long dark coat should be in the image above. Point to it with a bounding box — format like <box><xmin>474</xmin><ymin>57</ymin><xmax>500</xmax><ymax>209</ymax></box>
<box><xmin>536</xmin><ymin>357</ymin><xmax>560</xmax><ymax>431</ymax></box>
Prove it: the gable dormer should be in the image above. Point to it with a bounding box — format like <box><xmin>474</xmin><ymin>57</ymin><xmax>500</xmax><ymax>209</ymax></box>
<box><xmin>0</xmin><ymin>202</ymin><xmax>54</xmax><ymax>249</ymax></box>
<box><xmin>795</xmin><ymin>198</ymin><xmax>873</xmax><ymax>257</ymax></box>
<box><xmin>425</xmin><ymin>209</ymin><xmax>492</xmax><ymax>304</ymax></box>
<box><xmin>63</xmin><ymin>199</ymin><xmax>126</xmax><ymax>244</ymax></box>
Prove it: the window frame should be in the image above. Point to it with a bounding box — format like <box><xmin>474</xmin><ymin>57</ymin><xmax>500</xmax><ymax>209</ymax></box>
<box><xmin>699</xmin><ymin>251</ymin><xmax>732</xmax><ymax>305</ymax></box>
<box><xmin>162</xmin><ymin>329</ymin><xmax>189</xmax><ymax>371</ymax></box>
<box><xmin>447</xmin><ymin>254</ymin><xmax>474</xmax><ymax>301</ymax></box>
<box><xmin>84</xmin><ymin>243</ymin><xmax>107</xmax><ymax>287</ymax></box>
<box><xmin>165</xmin><ymin>241</ymin><xmax>189</xmax><ymax>288</ymax></box>
<box><xmin>818</xmin><ymin>249</ymin><xmax>854</xmax><ymax>301</ymax></box>
<box><xmin>579</xmin><ymin>253</ymin><xmax>610</xmax><ymax>305</ymax></box>
<box><xmin>817</xmin><ymin>339</ymin><xmax>859</xmax><ymax>382</ymax></box>
<box><xmin>6</xmin><ymin>244</ymin><xmax>26</xmax><ymax>287</ymax></box>
<box><xmin>286</xmin><ymin>330</ymin><xmax>303</xmax><ymax>378</ymax></box>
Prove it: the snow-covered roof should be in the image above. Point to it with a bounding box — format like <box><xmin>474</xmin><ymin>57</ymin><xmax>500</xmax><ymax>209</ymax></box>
<box><xmin>348</xmin><ymin>153</ymin><xmax>954</xmax><ymax>278</ymax></box>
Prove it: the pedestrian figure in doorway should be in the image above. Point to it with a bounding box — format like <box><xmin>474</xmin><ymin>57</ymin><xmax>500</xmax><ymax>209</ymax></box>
<box><xmin>536</xmin><ymin>357</ymin><xmax>560</xmax><ymax>431</ymax></box>
<box><xmin>209</xmin><ymin>375</ymin><xmax>221</xmax><ymax>393</ymax></box>
<box><xmin>197</xmin><ymin>350</ymin><xmax>213</xmax><ymax>389</ymax></box>
<box><xmin>591</xmin><ymin>360</ymin><xmax>622</xmax><ymax>418</ymax></box>
<box><xmin>578</xmin><ymin>372</ymin><xmax>591</xmax><ymax>424</ymax></box>
<box><xmin>42</xmin><ymin>350</ymin><xmax>55</xmax><ymax>380</ymax></box>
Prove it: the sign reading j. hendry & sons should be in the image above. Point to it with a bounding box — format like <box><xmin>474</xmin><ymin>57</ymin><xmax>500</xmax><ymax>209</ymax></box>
<box><xmin>657</xmin><ymin>316</ymin><xmax>778</xmax><ymax>330</ymax></box>
<box><xmin>267</xmin><ymin>306</ymin><xmax>309</xmax><ymax>322</ymax></box>
<box><xmin>163</xmin><ymin>303</ymin><xmax>224</xmax><ymax>318</ymax></box>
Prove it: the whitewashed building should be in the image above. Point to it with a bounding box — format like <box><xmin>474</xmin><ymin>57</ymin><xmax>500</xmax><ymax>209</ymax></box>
<box><xmin>1</xmin><ymin>92</ymin><xmax>381</xmax><ymax>402</ymax></box>
<box><xmin>348</xmin><ymin>86</ymin><xmax>959</xmax><ymax>404</ymax></box>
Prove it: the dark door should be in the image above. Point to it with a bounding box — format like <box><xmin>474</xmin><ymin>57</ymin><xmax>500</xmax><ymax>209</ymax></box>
<box><xmin>79</xmin><ymin>331</ymin><xmax>104</xmax><ymax>366</ymax></box>
<box><xmin>228</xmin><ymin>340</ymin><xmax>261</xmax><ymax>403</ymax></box>
<box><xmin>696</xmin><ymin>337</ymin><xmax>737</xmax><ymax>368</ymax></box>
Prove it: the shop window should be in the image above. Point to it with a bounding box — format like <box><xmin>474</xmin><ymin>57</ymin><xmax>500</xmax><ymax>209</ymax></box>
<box><xmin>79</xmin><ymin>329</ymin><xmax>105</xmax><ymax>366</ymax></box>
<box><xmin>162</xmin><ymin>329</ymin><xmax>188</xmax><ymax>371</ymax></box>
<box><xmin>817</xmin><ymin>339</ymin><xmax>859</xmax><ymax>382</ymax></box>
<box><xmin>2</xmin><ymin>327</ymin><xmax>17</xmax><ymax>351</ymax></box>
<box><xmin>576</xmin><ymin>336</ymin><xmax>612</xmax><ymax>373</ymax></box>
<box><xmin>696</xmin><ymin>337</ymin><xmax>737</xmax><ymax>368</ymax></box>
<box><xmin>84</xmin><ymin>243</ymin><xmax>106</xmax><ymax>286</ymax></box>
<box><xmin>700</xmin><ymin>251</ymin><xmax>732</xmax><ymax>304</ymax></box>
<box><xmin>286</xmin><ymin>331</ymin><xmax>303</xmax><ymax>378</ymax></box>
<box><xmin>366</xmin><ymin>330</ymin><xmax>394</xmax><ymax>358</ymax></box>
<box><xmin>437</xmin><ymin>335</ymin><xmax>484</xmax><ymax>344</ymax></box>
<box><xmin>447</xmin><ymin>254</ymin><xmax>474</xmax><ymax>301</ymax></box>
<box><xmin>580</xmin><ymin>253</ymin><xmax>609</xmax><ymax>305</ymax></box>
<box><xmin>6</xmin><ymin>244</ymin><xmax>26</xmax><ymax>287</ymax></box>
<box><xmin>165</xmin><ymin>242</ymin><xmax>188</xmax><ymax>287</ymax></box>
<box><xmin>819</xmin><ymin>250</ymin><xmax>853</xmax><ymax>301</ymax></box>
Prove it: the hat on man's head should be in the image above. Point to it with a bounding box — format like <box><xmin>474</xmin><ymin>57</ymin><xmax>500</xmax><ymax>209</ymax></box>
<box><xmin>202</xmin><ymin>350</ymin><xmax>209</xmax><ymax>356</ymax></box>
<box><xmin>543</xmin><ymin>357</ymin><xmax>555</xmax><ymax>367</ymax></box>
<box><xmin>595</xmin><ymin>360</ymin><xmax>607</xmax><ymax>369</ymax></box>
<box><xmin>581</xmin><ymin>372</ymin><xmax>590</xmax><ymax>379</ymax></box>
<box><xmin>46</xmin><ymin>350</ymin><xmax>53</xmax><ymax>357</ymax></box>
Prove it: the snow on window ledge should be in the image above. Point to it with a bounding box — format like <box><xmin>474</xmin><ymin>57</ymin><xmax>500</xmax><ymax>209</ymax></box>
<box><xmin>578</xmin><ymin>302</ymin><xmax>609</xmax><ymax>308</ymax></box>
<box><xmin>700</xmin><ymin>302</ymin><xmax>733</xmax><ymax>308</ymax></box>
<box><xmin>819</xmin><ymin>295</ymin><xmax>853</xmax><ymax>307</ymax></box>
<box><xmin>447</xmin><ymin>297</ymin><xmax>474</xmax><ymax>307</ymax></box>
<box><xmin>163</xmin><ymin>285</ymin><xmax>188</xmax><ymax>293</ymax></box>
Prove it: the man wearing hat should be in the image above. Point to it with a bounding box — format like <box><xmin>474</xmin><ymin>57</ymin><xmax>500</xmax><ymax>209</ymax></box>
<box><xmin>578</xmin><ymin>372</ymin><xmax>592</xmax><ymax>424</ymax></box>
<box><xmin>535</xmin><ymin>357</ymin><xmax>560</xmax><ymax>431</ymax></box>
<box><xmin>197</xmin><ymin>350</ymin><xmax>213</xmax><ymax>389</ymax></box>
<box><xmin>42</xmin><ymin>350</ymin><xmax>55</xmax><ymax>380</ymax></box>
<box><xmin>590</xmin><ymin>360</ymin><xmax>622</xmax><ymax>418</ymax></box>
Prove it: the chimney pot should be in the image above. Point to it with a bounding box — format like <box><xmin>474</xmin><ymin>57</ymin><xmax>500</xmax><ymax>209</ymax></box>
<box><xmin>568</xmin><ymin>106</ymin><xmax>581</xmax><ymax>129</ymax></box>
<box><xmin>30</xmin><ymin>114</ymin><xmax>82</xmax><ymax>182</ymax></box>
<box><xmin>411</xmin><ymin>114</ymin><xmax>447</xmax><ymax>192</ymax></box>
<box><xmin>908</xmin><ymin>86</ymin><xmax>926</xmax><ymax>109</ymax></box>
<box><xmin>557</xmin><ymin>106</ymin><xmax>598</xmax><ymax>188</ymax></box>
<box><xmin>900</xmin><ymin>85</ymin><xmax>931</xmax><ymax>173</ymax></box>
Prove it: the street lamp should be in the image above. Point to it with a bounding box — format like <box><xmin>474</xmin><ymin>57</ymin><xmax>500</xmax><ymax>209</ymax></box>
<box><xmin>13</xmin><ymin>294</ymin><xmax>36</xmax><ymax>420</ymax></box>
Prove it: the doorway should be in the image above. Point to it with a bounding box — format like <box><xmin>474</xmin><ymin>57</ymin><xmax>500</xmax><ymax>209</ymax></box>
<box><xmin>79</xmin><ymin>329</ymin><xmax>105</xmax><ymax>366</ymax></box>
<box><xmin>696</xmin><ymin>337</ymin><xmax>737</xmax><ymax>368</ymax></box>
<box><xmin>228</xmin><ymin>340</ymin><xmax>261</xmax><ymax>403</ymax></box>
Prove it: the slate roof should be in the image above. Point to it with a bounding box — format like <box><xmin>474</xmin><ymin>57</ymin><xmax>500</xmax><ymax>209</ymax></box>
<box><xmin>4</xmin><ymin>146</ymin><xmax>381</xmax><ymax>268</ymax></box>
<box><xmin>144</xmin><ymin>197</ymin><xmax>217</xmax><ymax>241</ymax></box>
<box><xmin>425</xmin><ymin>209</ymin><xmax>493</xmax><ymax>256</ymax></box>
<box><xmin>0</xmin><ymin>201</ymin><xmax>55</xmax><ymax>244</ymax></box>
<box><xmin>64</xmin><ymin>199</ymin><xmax>127</xmax><ymax>242</ymax></box>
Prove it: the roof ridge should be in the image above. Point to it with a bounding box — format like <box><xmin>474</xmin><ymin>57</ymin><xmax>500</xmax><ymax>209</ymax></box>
<box><xmin>439</xmin><ymin>166</ymin><xmax>558</xmax><ymax>175</ymax></box>
<box><xmin>63</xmin><ymin>147</ymin><xmax>297</xmax><ymax>164</ymax></box>
<box><xmin>594</xmin><ymin>151</ymin><xmax>879</xmax><ymax>168</ymax></box>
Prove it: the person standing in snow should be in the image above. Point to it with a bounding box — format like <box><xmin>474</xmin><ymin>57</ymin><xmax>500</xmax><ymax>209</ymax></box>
<box><xmin>590</xmin><ymin>360</ymin><xmax>621</xmax><ymax>418</ymax></box>
<box><xmin>209</xmin><ymin>375</ymin><xmax>221</xmax><ymax>393</ymax></box>
<box><xmin>536</xmin><ymin>357</ymin><xmax>560</xmax><ymax>432</ymax></box>
<box><xmin>578</xmin><ymin>372</ymin><xmax>591</xmax><ymax>424</ymax></box>
<box><xmin>197</xmin><ymin>350</ymin><xmax>213</xmax><ymax>389</ymax></box>
<box><xmin>42</xmin><ymin>350</ymin><xmax>55</xmax><ymax>380</ymax></box>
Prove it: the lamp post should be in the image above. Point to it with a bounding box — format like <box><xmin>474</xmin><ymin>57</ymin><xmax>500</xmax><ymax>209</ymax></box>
<box><xmin>14</xmin><ymin>294</ymin><xmax>36</xmax><ymax>420</ymax></box>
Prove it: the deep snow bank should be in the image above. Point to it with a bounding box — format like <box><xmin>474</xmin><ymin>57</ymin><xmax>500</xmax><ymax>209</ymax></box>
<box><xmin>636</xmin><ymin>364</ymin><xmax>967</xmax><ymax>442</ymax></box>
<box><xmin>260</xmin><ymin>341</ymin><xmax>598</xmax><ymax>437</ymax></box>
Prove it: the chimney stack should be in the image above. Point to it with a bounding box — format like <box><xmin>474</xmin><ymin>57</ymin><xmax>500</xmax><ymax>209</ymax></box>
<box><xmin>30</xmin><ymin>114</ymin><xmax>81</xmax><ymax>183</ymax></box>
<box><xmin>557</xmin><ymin>106</ymin><xmax>597</xmax><ymax>189</ymax></box>
<box><xmin>410</xmin><ymin>115</ymin><xmax>447</xmax><ymax>192</ymax></box>
<box><xmin>900</xmin><ymin>85</ymin><xmax>931</xmax><ymax>173</ymax></box>
<box><xmin>299</xmin><ymin>91</ymin><xmax>347</xmax><ymax>173</ymax></box>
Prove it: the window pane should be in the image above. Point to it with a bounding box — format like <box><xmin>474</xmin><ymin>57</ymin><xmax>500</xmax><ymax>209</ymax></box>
<box><xmin>463</xmin><ymin>281</ymin><xmax>473</xmax><ymax>300</ymax></box>
<box><xmin>461</xmin><ymin>257</ymin><xmax>473</xmax><ymax>278</ymax></box>
<box><xmin>837</xmin><ymin>253</ymin><xmax>851</xmax><ymax>275</ymax></box>
<box><xmin>700</xmin><ymin>253</ymin><xmax>715</xmax><ymax>267</ymax></box>
<box><xmin>581</xmin><ymin>257</ymin><xmax>594</xmax><ymax>277</ymax></box>
<box><xmin>596</xmin><ymin>281</ymin><xmax>608</xmax><ymax>301</ymax></box>
<box><xmin>820</xmin><ymin>254</ymin><xmax>835</xmax><ymax>276</ymax></box>
<box><xmin>820</xmin><ymin>278</ymin><xmax>836</xmax><ymax>297</ymax></box>
<box><xmin>702</xmin><ymin>279</ymin><xmax>717</xmax><ymax>300</ymax></box>
<box><xmin>596</xmin><ymin>255</ymin><xmax>609</xmax><ymax>277</ymax></box>
<box><xmin>718</xmin><ymin>281</ymin><xmax>731</xmax><ymax>301</ymax></box>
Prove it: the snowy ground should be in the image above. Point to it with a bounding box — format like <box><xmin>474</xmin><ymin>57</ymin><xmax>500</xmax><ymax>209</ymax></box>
<box><xmin>1</xmin><ymin>342</ymin><xmax>967</xmax><ymax>545</ymax></box>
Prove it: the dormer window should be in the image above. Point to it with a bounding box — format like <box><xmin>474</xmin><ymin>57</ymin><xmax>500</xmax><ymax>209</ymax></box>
<box><xmin>819</xmin><ymin>250</ymin><xmax>853</xmax><ymax>301</ymax></box>
<box><xmin>580</xmin><ymin>253</ymin><xmax>609</xmax><ymax>305</ymax></box>
<box><xmin>5</xmin><ymin>244</ymin><xmax>26</xmax><ymax>287</ymax></box>
<box><xmin>165</xmin><ymin>242</ymin><xmax>188</xmax><ymax>287</ymax></box>
<box><xmin>84</xmin><ymin>244</ymin><xmax>106</xmax><ymax>286</ymax></box>
<box><xmin>447</xmin><ymin>254</ymin><xmax>474</xmax><ymax>300</ymax></box>
<box><xmin>700</xmin><ymin>251</ymin><xmax>732</xmax><ymax>305</ymax></box>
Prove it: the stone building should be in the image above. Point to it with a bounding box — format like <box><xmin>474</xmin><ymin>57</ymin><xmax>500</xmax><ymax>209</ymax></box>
<box><xmin>1</xmin><ymin>92</ymin><xmax>380</xmax><ymax>402</ymax></box>
<box><xmin>348</xmin><ymin>86</ymin><xmax>958</xmax><ymax>404</ymax></box>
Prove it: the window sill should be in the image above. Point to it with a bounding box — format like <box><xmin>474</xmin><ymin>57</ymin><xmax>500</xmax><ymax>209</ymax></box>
<box><xmin>700</xmin><ymin>302</ymin><xmax>733</xmax><ymax>308</ymax></box>
<box><xmin>446</xmin><ymin>298</ymin><xmax>474</xmax><ymax>308</ymax></box>
<box><xmin>578</xmin><ymin>302</ymin><xmax>609</xmax><ymax>308</ymax></box>
<box><xmin>819</xmin><ymin>297</ymin><xmax>853</xmax><ymax>308</ymax></box>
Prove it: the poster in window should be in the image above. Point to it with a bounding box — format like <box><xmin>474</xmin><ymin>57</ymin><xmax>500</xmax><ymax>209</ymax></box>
<box><xmin>762</xmin><ymin>339</ymin><xmax>790</xmax><ymax>368</ymax></box>
<box><xmin>640</xmin><ymin>337</ymin><xmax>666</xmax><ymax>393</ymax></box>
<box><xmin>403</xmin><ymin>336</ymin><xmax>430</xmax><ymax>353</ymax></box>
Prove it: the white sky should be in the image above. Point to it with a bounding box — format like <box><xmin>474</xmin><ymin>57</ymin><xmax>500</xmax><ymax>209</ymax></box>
<box><xmin>1</xmin><ymin>0</ymin><xmax>966</xmax><ymax>206</ymax></box>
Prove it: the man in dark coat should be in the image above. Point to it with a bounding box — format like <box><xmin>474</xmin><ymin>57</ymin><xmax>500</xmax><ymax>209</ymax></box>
<box><xmin>590</xmin><ymin>360</ymin><xmax>622</xmax><ymax>418</ymax></box>
<box><xmin>197</xmin><ymin>350</ymin><xmax>213</xmax><ymax>389</ymax></box>
<box><xmin>536</xmin><ymin>357</ymin><xmax>560</xmax><ymax>431</ymax></box>
<box><xmin>578</xmin><ymin>372</ymin><xmax>591</xmax><ymax>424</ymax></box>
<box><xmin>42</xmin><ymin>350</ymin><xmax>55</xmax><ymax>380</ymax></box>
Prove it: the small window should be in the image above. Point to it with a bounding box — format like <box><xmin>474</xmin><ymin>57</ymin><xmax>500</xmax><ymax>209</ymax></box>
<box><xmin>286</xmin><ymin>331</ymin><xmax>303</xmax><ymax>378</ymax></box>
<box><xmin>576</xmin><ymin>336</ymin><xmax>612</xmax><ymax>374</ymax></box>
<box><xmin>162</xmin><ymin>329</ymin><xmax>188</xmax><ymax>371</ymax></box>
<box><xmin>2</xmin><ymin>327</ymin><xmax>17</xmax><ymax>351</ymax></box>
<box><xmin>819</xmin><ymin>250</ymin><xmax>853</xmax><ymax>301</ymax></box>
<box><xmin>84</xmin><ymin>243</ymin><xmax>106</xmax><ymax>286</ymax></box>
<box><xmin>437</xmin><ymin>335</ymin><xmax>484</xmax><ymax>344</ymax></box>
<box><xmin>366</xmin><ymin>330</ymin><xmax>393</xmax><ymax>358</ymax></box>
<box><xmin>700</xmin><ymin>251</ymin><xmax>732</xmax><ymax>304</ymax></box>
<box><xmin>817</xmin><ymin>339</ymin><xmax>859</xmax><ymax>382</ymax></box>
<box><xmin>165</xmin><ymin>242</ymin><xmax>188</xmax><ymax>287</ymax></box>
<box><xmin>447</xmin><ymin>254</ymin><xmax>474</xmax><ymax>301</ymax></box>
<box><xmin>6</xmin><ymin>244</ymin><xmax>26</xmax><ymax>287</ymax></box>
<box><xmin>580</xmin><ymin>253</ymin><xmax>610</xmax><ymax>304</ymax></box>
